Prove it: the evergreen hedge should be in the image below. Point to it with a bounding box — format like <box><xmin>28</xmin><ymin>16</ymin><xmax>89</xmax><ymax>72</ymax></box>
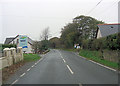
<box><xmin>2</xmin><ymin>44</ymin><xmax>17</xmax><ymax>51</ymax></box>
<box><xmin>82</xmin><ymin>33</ymin><xmax>119</xmax><ymax>51</ymax></box>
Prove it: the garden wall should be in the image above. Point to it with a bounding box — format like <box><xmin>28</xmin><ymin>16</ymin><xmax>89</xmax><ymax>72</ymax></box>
<box><xmin>0</xmin><ymin>47</ymin><xmax>23</xmax><ymax>69</ymax></box>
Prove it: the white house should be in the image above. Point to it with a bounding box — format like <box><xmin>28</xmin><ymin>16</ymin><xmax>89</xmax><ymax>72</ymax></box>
<box><xmin>4</xmin><ymin>35</ymin><xmax>34</xmax><ymax>53</ymax></box>
<box><xmin>97</xmin><ymin>23</ymin><xmax>120</xmax><ymax>39</ymax></box>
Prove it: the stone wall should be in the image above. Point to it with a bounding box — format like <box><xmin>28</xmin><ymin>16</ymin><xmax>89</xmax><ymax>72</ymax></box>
<box><xmin>0</xmin><ymin>47</ymin><xmax>23</xmax><ymax>69</ymax></box>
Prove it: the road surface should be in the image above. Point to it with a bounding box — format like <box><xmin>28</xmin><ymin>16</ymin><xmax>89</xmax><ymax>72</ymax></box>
<box><xmin>8</xmin><ymin>49</ymin><xmax>118</xmax><ymax>84</ymax></box>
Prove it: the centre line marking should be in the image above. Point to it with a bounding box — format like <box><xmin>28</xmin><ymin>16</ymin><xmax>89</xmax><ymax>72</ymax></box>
<box><xmin>20</xmin><ymin>73</ymin><xmax>26</xmax><ymax>77</ymax></box>
<box><xmin>58</xmin><ymin>50</ymin><xmax>64</xmax><ymax>59</ymax></box>
<box><xmin>67</xmin><ymin>65</ymin><xmax>74</xmax><ymax>74</ymax></box>
<box><xmin>63</xmin><ymin>59</ymin><xmax>66</xmax><ymax>63</ymax></box>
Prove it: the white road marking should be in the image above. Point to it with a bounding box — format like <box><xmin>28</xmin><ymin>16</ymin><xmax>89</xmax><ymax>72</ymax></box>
<box><xmin>67</xmin><ymin>65</ymin><xmax>74</xmax><ymax>74</ymax></box>
<box><xmin>10</xmin><ymin>56</ymin><xmax>46</xmax><ymax>85</ymax></box>
<box><xmin>35</xmin><ymin>62</ymin><xmax>37</xmax><ymax>65</ymax></box>
<box><xmin>63</xmin><ymin>59</ymin><xmax>66</xmax><ymax>63</ymax></box>
<box><xmin>20</xmin><ymin>73</ymin><xmax>26</xmax><ymax>77</ymax></box>
<box><xmin>11</xmin><ymin>79</ymin><xmax>18</xmax><ymax>85</ymax></box>
<box><xmin>89</xmin><ymin>60</ymin><xmax>116</xmax><ymax>72</ymax></box>
<box><xmin>31</xmin><ymin>65</ymin><xmax>35</xmax><ymax>68</ymax></box>
<box><xmin>58</xmin><ymin>50</ymin><xmax>64</xmax><ymax>59</ymax></box>
<box><xmin>38</xmin><ymin>57</ymin><xmax>44</xmax><ymax>62</ymax></box>
<box><xmin>36</xmin><ymin>61</ymin><xmax>40</xmax><ymax>64</ymax></box>
<box><xmin>27</xmin><ymin>68</ymin><xmax>31</xmax><ymax>72</ymax></box>
<box><xmin>74</xmin><ymin>52</ymin><xmax>117</xmax><ymax>72</ymax></box>
<box><xmin>75</xmin><ymin>53</ymin><xmax>86</xmax><ymax>60</ymax></box>
<box><xmin>58</xmin><ymin>50</ymin><xmax>74</xmax><ymax>74</ymax></box>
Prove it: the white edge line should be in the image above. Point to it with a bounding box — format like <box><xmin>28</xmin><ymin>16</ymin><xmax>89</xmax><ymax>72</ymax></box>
<box><xmin>67</xmin><ymin>65</ymin><xmax>74</xmax><ymax>74</ymax></box>
<box><xmin>11</xmin><ymin>55</ymin><xmax>46</xmax><ymax>85</ymax></box>
<box><xmin>36</xmin><ymin>61</ymin><xmax>39</xmax><ymax>64</ymax></box>
<box><xmin>74</xmin><ymin>52</ymin><xmax>117</xmax><ymax>72</ymax></box>
<box><xmin>89</xmin><ymin>60</ymin><xmax>116</xmax><ymax>72</ymax></box>
<box><xmin>20</xmin><ymin>73</ymin><xmax>26</xmax><ymax>77</ymax></box>
<box><xmin>63</xmin><ymin>59</ymin><xmax>66</xmax><ymax>63</ymax></box>
<box><xmin>39</xmin><ymin>57</ymin><xmax>44</xmax><ymax>62</ymax></box>
<box><xmin>76</xmin><ymin>54</ymin><xmax>86</xmax><ymax>60</ymax></box>
<box><xmin>27</xmin><ymin>68</ymin><xmax>31</xmax><ymax>72</ymax></box>
<box><xmin>31</xmin><ymin>65</ymin><xmax>35</xmax><ymax>68</ymax></box>
<box><xmin>11</xmin><ymin>79</ymin><xmax>18</xmax><ymax>85</ymax></box>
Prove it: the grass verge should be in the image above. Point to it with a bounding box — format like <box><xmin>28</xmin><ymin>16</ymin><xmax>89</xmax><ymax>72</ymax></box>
<box><xmin>79</xmin><ymin>49</ymin><xmax>118</xmax><ymax>69</ymax></box>
<box><xmin>23</xmin><ymin>53</ymin><xmax>41</xmax><ymax>62</ymax></box>
<box><xmin>60</xmin><ymin>48</ymin><xmax>80</xmax><ymax>52</ymax></box>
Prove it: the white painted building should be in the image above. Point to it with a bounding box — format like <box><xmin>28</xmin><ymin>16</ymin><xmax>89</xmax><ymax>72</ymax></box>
<box><xmin>4</xmin><ymin>35</ymin><xmax>34</xmax><ymax>53</ymax></box>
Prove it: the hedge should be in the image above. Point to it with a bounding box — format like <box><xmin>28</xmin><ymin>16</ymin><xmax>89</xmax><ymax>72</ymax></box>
<box><xmin>82</xmin><ymin>33</ymin><xmax>119</xmax><ymax>51</ymax></box>
<box><xmin>1</xmin><ymin>44</ymin><xmax>17</xmax><ymax>51</ymax></box>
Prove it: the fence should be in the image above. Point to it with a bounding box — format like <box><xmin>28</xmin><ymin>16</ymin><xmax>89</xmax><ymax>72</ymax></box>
<box><xmin>0</xmin><ymin>47</ymin><xmax>23</xmax><ymax>69</ymax></box>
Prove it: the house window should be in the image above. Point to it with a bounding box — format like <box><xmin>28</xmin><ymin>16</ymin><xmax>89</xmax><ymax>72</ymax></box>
<box><xmin>111</xmin><ymin>26</ymin><xmax>113</xmax><ymax>28</ymax></box>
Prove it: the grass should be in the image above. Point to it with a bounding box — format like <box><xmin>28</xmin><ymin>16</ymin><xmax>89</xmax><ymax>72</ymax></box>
<box><xmin>79</xmin><ymin>49</ymin><xmax>119</xmax><ymax>69</ymax></box>
<box><xmin>23</xmin><ymin>53</ymin><xmax>41</xmax><ymax>62</ymax></box>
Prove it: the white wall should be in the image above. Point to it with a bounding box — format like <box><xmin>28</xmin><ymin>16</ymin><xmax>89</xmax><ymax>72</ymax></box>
<box><xmin>0</xmin><ymin>48</ymin><xmax>23</xmax><ymax>69</ymax></box>
<box><xmin>97</xmin><ymin>29</ymin><xmax>102</xmax><ymax>39</ymax></box>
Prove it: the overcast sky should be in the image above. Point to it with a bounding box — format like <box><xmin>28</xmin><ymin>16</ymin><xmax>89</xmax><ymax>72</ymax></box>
<box><xmin>0</xmin><ymin>0</ymin><xmax>119</xmax><ymax>43</ymax></box>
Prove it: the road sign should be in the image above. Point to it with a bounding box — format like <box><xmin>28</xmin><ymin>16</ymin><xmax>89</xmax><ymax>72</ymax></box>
<box><xmin>19</xmin><ymin>35</ymin><xmax>28</xmax><ymax>48</ymax></box>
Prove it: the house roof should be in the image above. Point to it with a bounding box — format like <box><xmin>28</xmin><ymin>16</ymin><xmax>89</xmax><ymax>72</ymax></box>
<box><xmin>28</xmin><ymin>37</ymin><xmax>34</xmax><ymax>45</ymax></box>
<box><xmin>4</xmin><ymin>35</ymin><xmax>34</xmax><ymax>45</ymax></box>
<box><xmin>97</xmin><ymin>24</ymin><xmax>120</xmax><ymax>38</ymax></box>
<box><xmin>98</xmin><ymin>23</ymin><xmax>120</xmax><ymax>25</ymax></box>
<box><xmin>4</xmin><ymin>35</ymin><xmax>19</xmax><ymax>44</ymax></box>
<box><xmin>4</xmin><ymin>38</ymin><xmax>15</xmax><ymax>44</ymax></box>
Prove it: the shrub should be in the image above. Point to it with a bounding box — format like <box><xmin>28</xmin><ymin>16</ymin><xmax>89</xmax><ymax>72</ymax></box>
<box><xmin>2</xmin><ymin>44</ymin><xmax>17</xmax><ymax>50</ymax></box>
<box><xmin>81</xmin><ymin>33</ymin><xmax>119</xmax><ymax>51</ymax></box>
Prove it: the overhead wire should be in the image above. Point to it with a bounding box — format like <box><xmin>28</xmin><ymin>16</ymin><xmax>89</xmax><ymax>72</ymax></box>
<box><xmin>86</xmin><ymin>0</ymin><xmax>103</xmax><ymax>15</ymax></box>
<box><xmin>96</xmin><ymin>0</ymin><xmax>119</xmax><ymax>16</ymax></box>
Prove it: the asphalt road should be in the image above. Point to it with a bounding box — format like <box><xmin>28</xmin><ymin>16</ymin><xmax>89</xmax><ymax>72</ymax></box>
<box><xmin>8</xmin><ymin>49</ymin><xmax>118</xmax><ymax>84</ymax></box>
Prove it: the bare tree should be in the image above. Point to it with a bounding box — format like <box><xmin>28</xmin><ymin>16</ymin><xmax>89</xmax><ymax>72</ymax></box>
<box><xmin>32</xmin><ymin>41</ymin><xmax>39</xmax><ymax>54</ymax></box>
<box><xmin>40</xmin><ymin>27</ymin><xmax>50</xmax><ymax>41</ymax></box>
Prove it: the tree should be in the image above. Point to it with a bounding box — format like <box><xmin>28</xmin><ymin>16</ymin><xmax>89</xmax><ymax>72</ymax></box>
<box><xmin>49</xmin><ymin>37</ymin><xmax>60</xmax><ymax>48</ymax></box>
<box><xmin>60</xmin><ymin>15</ymin><xmax>104</xmax><ymax>49</ymax></box>
<box><xmin>32</xmin><ymin>41</ymin><xmax>39</xmax><ymax>53</ymax></box>
<box><xmin>37</xmin><ymin>27</ymin><xmax>51</xmax><ymax>52</ymax></box>
<box><xmin>40</xmin><ymin>27</ymin><xmax>50</xmax><ymax>40</ymax></box>
<box><xmin>60</xmin><ymin>23</ymin><xmax>80</xmax><ymax>48</ymax></box>
<box><xmin>73</xmin><ymin>15</ymin><xmax>104</xmax><ymax>39</ymax></box>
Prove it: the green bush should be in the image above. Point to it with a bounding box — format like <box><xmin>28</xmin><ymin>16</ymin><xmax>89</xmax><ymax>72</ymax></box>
<box><xmin>82</xmin><ymin>33</ymin><xmax>119</xmax><ymax>50</ymax></box>
<box><xmin>2</xmin><ymin>44</ymin><xmax>17</xmax><ymax>50</ymax></box>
